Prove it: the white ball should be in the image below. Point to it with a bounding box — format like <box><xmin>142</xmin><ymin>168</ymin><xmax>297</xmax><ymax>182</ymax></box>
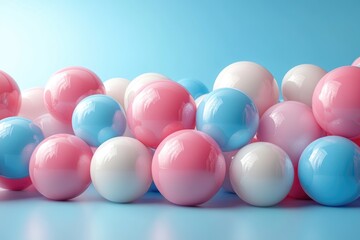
<box><xmin>230</xmin><ymin>142</ymin><xmax>294</xmax><ymax>207</ymax></box>
<box><xmin>124</xmin><ymin>73</ymin><xmax>170</xmax><ymax>110</ymax></box>
<box><xmin>213</xmin><ymin>61</ymin><xmax>279</xmax><ymax>116</ymax></box>
<box><xmin>281</xmin><ymin>64</ymin><xmax>327</xmax><ymax>107</ymax></box>
<box><xmin>18</xmin><ymin>87</ymin><xmax>47</xmax><ymax>120</ymax></box>
<box><xmin>91</xmin><ymin>137</ymin><xmax>153</xmax><ymax>203</ymax></box>
<box><xmin>33</xmin><ymin>113</ymin><xmax>73</xmax><ymax>138</ymax></box>
<box><xmin>104</xmin><ymin>77</ymin><xmax>130</xmax><ymax>109</ymax></box>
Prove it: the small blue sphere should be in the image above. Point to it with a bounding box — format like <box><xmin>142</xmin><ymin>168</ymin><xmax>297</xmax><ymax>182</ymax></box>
<box><xmin>72</xmin><ymin>94</ymin><xmax>127</xmax><ymax>147</ymax></box>
<box><xmin>0</xmin><ymin>117</ymin><xmax>44</xmax><ymax>178</ymax></box>
<box><xmin>299</xmin><ymin>136</ymin><xmax>360</xmax><ymax>206</ymax></box>
<box><xmin>177</xmin><ymin>78</ymin><xmax>209</xmax><ymax>100</ymax></box>
<box><xmin>196</xmin><ymin>88</ymin><xmax>259</xmax><ymax>151</ymax></box>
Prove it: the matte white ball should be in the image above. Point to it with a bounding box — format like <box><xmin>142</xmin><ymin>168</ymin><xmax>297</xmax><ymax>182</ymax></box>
<box><xmin>281</xmin><ymin>64</ymin><xmax>327</xmax><ymax>107</ymax></box>
<box><xmin>91</xmin><ymin>137</ymin><xmax>153</xmax><ymax>203</ymax></box>
<box><xmin>230</xmin><ymin>142</ymin><xmax>294</xmax><ymax>207</ymax></box>
<box><xmin>104</xmin><ymin>77</ymin><xmax>130</xmax><ymax>109</ymax></box>
<box><xmin>213</xmin><ymin>61</ymin><xmax>279</xmax><ymax>116</ymax></box>
<box><xmin>124</xmin><ymin>73</ymin><xmax>170</xmax><ymax>110</ymax></box>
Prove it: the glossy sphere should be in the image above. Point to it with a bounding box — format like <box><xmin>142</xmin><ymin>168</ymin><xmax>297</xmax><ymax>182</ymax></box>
<box><xmin>196</xmin><ymin>88</ymin><xmax>259</xmax><ymax>152</ymax></box>
<box><xmin>352</xmin><ymin>57</ymin><xmax>360</xmax><ymax>67</ymax></box>
<box><xmin>0</xmin><ymin>176</ymin><xmax>32</xmax><ymax>191</ymax></box>
<box><xmin>34</xmin><ymin>113</ymin><xmax>73</xmax><ymax>138</ymax></box>
<box><xmin>0</xmin><ymin>70</ymin><xmax>21</xmax><ymax>119</ymax></box>
<box><xmin>298</xmin><ymin>136</ymin><xmax>360</xmax><ymax>206</ymax></box>
<box><xmin>222</xmin><ymin>150</ymin><xmax>238</xmax><ymax>193</ymax></box>
<box><xmin>124</xmin><ymin>72</ymin><xmax>169</xmax><ymax>110</ymax></box>
<box><xmin>195</xmin><ymin>94</ymin><xmax>207</xmax><ymax>108</ymax></box>
<box><xmin>127</xmin><ymin>81</ymin><xmax>196</xmax><ymax>149</ymax></box>
<box><xmin>152</xmin><ymin>130</ymin><xmax>226</xmax><ymax>206</ymax></box>
<box><xmin>177</xmin><ymin>78</ymin><xmax>209</xmax><ymax>99</ymax></box>
<box><xmin>257</xmin><ymin>101</ymin><xmax>325</xmax><ymax>199</ymax></box>
<box><xmin>230</xmin><ymin>142</ymin><xmax>294</xmax><ymax>207</ymax></box>
<box><xmin>72</xmin><ymin>95</ymin><xmax>126</xmax><ymax>147</ymax></box>
<box><xmin>104</xmin><ymin>77</ymin><xmax>130</xmax><ymax>109</ymax></box>
<box><xmin>29</xmin><ymin>134</ymin><xmax>92</xmax><ymax>200</ymax></box>
<box><xmin>18</xmin><ymin>87</ymin><xmax>47</xmax><ymax>120</ymax></box>
<box><xmin>282</xmin><ymin>64</ymin><xmax>327</xmax><ymax>107</ymax></box>
<box><xmin>213</xmin><ymin>61</ymin><xmax>279</xmax><ymax>116</ymax></box>
<box><xmin>0</xmin><ymin>117</ymin><xmax>44</xmax><ymax>180</ymax></box>
<box><xmin>312</xmin><ymin>66</ymin><xmax>360</xmax><ymax>138</ymax></box>
<box><xmin>44</xmin><ymin>66</ymin><xmax>105</xmax><ymax>123</ymax></box>
<box><xmin>91</xmin><ymin>137</ymin><xmax>152</xmax><ymax>203</ymax></box>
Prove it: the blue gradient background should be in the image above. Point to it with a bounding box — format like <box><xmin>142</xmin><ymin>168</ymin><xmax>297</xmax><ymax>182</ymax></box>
<box><xmin>1</xmin><ymin>1</ymin><xmax>360</xmax><ymax>240</ymax></box>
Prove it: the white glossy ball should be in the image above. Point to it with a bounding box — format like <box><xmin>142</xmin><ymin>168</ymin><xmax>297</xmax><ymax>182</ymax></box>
<box><xmin>281</xmin><ymin>64</ymin><xmax>327</xmax><ymax>107</ymax></box>
<box><xmin>213</xmin><ymin>61</ymin><xmax>279</xmax><ymax>116</ymax></box>
<box><xmin>124</xmin><ymin>73</ymin><xmax>170</xmax><ymax>110</ymax></box>
<box><xmin>18</xmin><ymin>87</ymin><xmax>47</xmax><ymax>120</ymax></box>
<box><xmin>104</xmin><ymin>77</ymin><xmax>130</xmax><ymax>109</ymax></box>
<box><xmin>230</xmin><ymin>142</ymin><xmax>294</xmax><ymax>207</ymax></box>
<box><xmin>91</xmin><ymin>137</ymin><xmax>153</xmax><ymax>203</ymax></box>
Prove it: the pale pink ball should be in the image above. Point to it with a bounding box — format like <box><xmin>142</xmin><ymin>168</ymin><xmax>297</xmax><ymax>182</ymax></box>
<box><xmin>33</xmin><ymin>113</ymin><xmax>74</xmax><ymax>138</ymax></box>
<box><xmin>127</xmin><ymin>81</ymin><xmax>196</xmax><ymax>149</ymax></box>
<box><xmin>18</xmin><ymin>87</ymin><xmax>47</xmax><ymax>120</ymax></box>
<box><xmin>29</xmin><ymin>134</ymin><xmax>92</xmax><ymax>200</ymax></box>
<box><xmin>257</xmin><ymin>101</ymin><xmax>325</xmax><ymax>199</ymax></box>
<box><xmin>312</xmin><ymin>66</ymin><xmax>360</xmax><ymax>138</ymax></box>
<box><xmin>352</xmin><ymin>57</ymin><xmax>360</xmax><ymax>67</ymax></box>
<box><xmin>44</xmin><ymin>66</ymin><xmax>105</xmax><ymax>123</ymax></box>
<box><xmin>104</xmin><ymin>77</ymin><xmax>130</xmax><ymax>109</ymax></box>
<box><xmin>152</xmin><ymin>130</ymin><xmax>226</xmax><ymax>206</ymax></box>
<box><xmin>0</xmin><ymin>70</ymin><xmax>21</xmax><ymax>119</ymax></box>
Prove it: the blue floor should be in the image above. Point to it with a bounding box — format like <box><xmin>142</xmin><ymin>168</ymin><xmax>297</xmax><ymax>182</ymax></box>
<box><xmin>1</xmin><ymin>185</ymin><xmax>359</xmax><ymax>240</ymax></box>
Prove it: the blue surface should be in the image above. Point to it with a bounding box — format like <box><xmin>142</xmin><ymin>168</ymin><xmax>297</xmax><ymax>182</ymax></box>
<box><xmin>1</xmin><ymin>1</ymin><xmax>360</xmax><ymax>239</ymax></box>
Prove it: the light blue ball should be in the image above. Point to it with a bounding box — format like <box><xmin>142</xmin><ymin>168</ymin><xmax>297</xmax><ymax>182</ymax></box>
<box><xmin>298</xmin><ymin>136</ymin><xmax>360</xmax><ymax>206</ymax></box>
<box><xmin>0</xmin><ymin>117</ymin><xmax>44</xmax><ymax>178</ymax></box>
<box><xmin>72</xmin><ymin>94</ymin><xmax>127</xmax><ymax>147</ymax></box>
<box><xmin>177</xmin><ymin>78</ymin><xmax>209</xmax><ymax>100</ymax></box>
<box><xmin>196</xmin><ymin>88</ymin><xmax>259</xmax><ymax>151</ymax></box>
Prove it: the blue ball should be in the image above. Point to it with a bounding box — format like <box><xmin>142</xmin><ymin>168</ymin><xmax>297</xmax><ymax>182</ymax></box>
<box><xmin>298</xmin><ymin>136</ymin><xmax>360</xmax><ymax>206</ymax></box>
<box><xmin>72</xmin><ymin>94</ymin><xmax>127</xmax><ymax>147</ymax></box>
<box><xmin>0</xmin><ymin>117</ymin><xmax>44</xmax><ymax>178</ymax></box>
<box><xmin>177</xmin><ymin>78</ymin><xmax>209</xmax><ymax>99</ymax></box>
<box><xmin>196</xmin><ymin>88</ymin><xmax>259</xmax><ymax>151</ymax></box>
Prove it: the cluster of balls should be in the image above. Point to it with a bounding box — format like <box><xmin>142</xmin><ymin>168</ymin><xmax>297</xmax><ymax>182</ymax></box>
<box><xmin>1</xmin><ymin>57</ymin><xmax>360</xmax><ymax>207</ymax></box>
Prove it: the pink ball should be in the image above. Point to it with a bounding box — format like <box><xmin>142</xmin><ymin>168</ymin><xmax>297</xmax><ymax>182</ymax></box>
<box><xmin>44</xmin><ymin>66</ymin><xmax>105</xmax><ymax>123</ymax></box>
<box><xmin>152</xmin><ymin>130</ymin><xmax>226</xmax><ymax>206</ymax></box>
<box><xmin>312</xmin><ymin>66</ymin><xmax>360</xmax><ymax>138</ymax></box>
<box><xmin>127</xmin><ymin>81</ymin><xmax>196</xmax><ymax>148</ymax></box>
<box><xmin>29</xmin><ymin>134</ymin><xmax>92</xmax><ymax>200</ymax></box>
<box><xmin>0</xmin><ymin>70</ymin><xmax>21</xmax><ymax>119</ymax></box>
<box><xmin>18</xmin><ymin>87</ymin><xmax>47</xmax><ymax>120</ymax></box>
<box><xmin>352</xmin><ymin>57</ymin><xmax>360</xmax><ymax>67</ymax></box>
<box><xmin>257</xmin><ymin>101</ymin><xmax>325</xmax><ymax>199</ymax></box>
<box><xmin>0</xmin><ymin>176</ymin><xmax>32</xmax><ymax>191</ymax></box>
<box><xmin>33</xmin><ymin>113</ymin><xmax>74</xmax><ymax>138</ymax></box>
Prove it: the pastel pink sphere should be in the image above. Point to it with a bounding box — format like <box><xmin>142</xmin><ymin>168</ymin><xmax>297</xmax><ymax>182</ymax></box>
<box><xmin>0</xmin><ymin>176</ymin><xmax>32</xmax><ymax>191</ymax></box>
<box><xmin>312</xmin><ymin>66</ymin><xmax>360</xmax><ymax>138</ymax></box>
<box><xmin>352</xmin><ymin>57</ymin><xmax>360</xmax><ymax>67</ymax></box>
<box><xmin>127</xmin><ymin>81</ymin><xmax>196</xmax><ymax>149</ymax></box>
<box><xmin>152</xmin><ymin>130</ymin><xmax>226</xmax><ymax>206</ymax></box>
<box><xmin>33</xmin><ymin>113</ymin><xmax>74</xmax><ymax>138</ymax></box>
<box><xmin>18</xmin><ymin>87</ymin><xmax>47</xmax><ymax>120</ymax></box>
<box><xmin>257</xmin><ymin>101</ymin><xmax>325</xmax><ymax>199</ymax></box>
<box><xmin>29</xmin><ymin>134</ymin><xmax>92</xmax><ymax>200</ymax></box>
<box><xmin>44</xmin><ymin>66</ymin><xmax>105</xmax><ymax>123</ymax></box>
<box><xmin>0</xmin><ymin>70</ymin><xmax>21</xmax><ymax>119</ymax></box>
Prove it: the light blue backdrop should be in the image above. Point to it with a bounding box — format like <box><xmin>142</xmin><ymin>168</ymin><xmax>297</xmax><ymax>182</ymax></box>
<box><xmin>1</xmin><ymin>0</ymin><xmax>359</xmax><ymax>92</ymax></box>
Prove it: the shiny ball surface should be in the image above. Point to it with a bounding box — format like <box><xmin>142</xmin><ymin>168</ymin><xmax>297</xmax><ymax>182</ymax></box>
<box><xmin>18</xmin><ymin>87</ymin><xmax>47</xmax><ymax>120</ymax></box>
<box><xmin>177</xmin><ymin>78</ymin><xmax>209</xmax><ymax>99</ymax></box>
<box><xmin>0</xmin><ymin>70</ymin><xmax>21</xmax><ymax>119</ymax></box>
<box><xmin>104</xmin><ymin>77</ymin><xmax>130</xmax><ymax>109</ymax></box>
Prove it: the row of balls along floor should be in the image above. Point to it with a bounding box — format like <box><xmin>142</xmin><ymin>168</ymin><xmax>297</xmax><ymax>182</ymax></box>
<box><xmin>0</xmin><ymin>57</ymin><xmax>359</xmax><ymax>207</ymax></box>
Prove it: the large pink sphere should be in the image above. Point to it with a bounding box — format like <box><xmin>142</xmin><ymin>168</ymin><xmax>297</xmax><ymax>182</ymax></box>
<box><xmin>152</xmin><ymin>130</ymin><xmax>226</xmax><ymax>206</ymax></box>
<box><xmin>312</xmin><ymin>66</ymin><xmax>360</xmax><ymax>138</ymax></box>
<box><xmin>44</xmin><ymin>66</ymin><xmax>105</xmax><ymax>123</ymax></box>
<box><xmin>18</xmin><ymin>87</ymin><xmax>47</xmax><ymax>120</ymax></box>
<box><xmin>127</xmin><ymin>81</ymin><xmax>196</xmax><ymax>149</ymax></box>
<box><xmin>257</xmin><ymin>101</ymin><xmax>325</xmax><ymax>199</ymax></box>
<box><xmin>29</xmin><ymin>134</ymin><xmax>92</xmax><ymax>200</ymax></box>
<box><xmin>0</xmin><ymin>70</ymin><xmax>21</xmax><ymax>119</ymax></box>
<box><xmin>352</xmin><ymin>57</ymin><xmax>360</xmax><ymax>67</ymax></box>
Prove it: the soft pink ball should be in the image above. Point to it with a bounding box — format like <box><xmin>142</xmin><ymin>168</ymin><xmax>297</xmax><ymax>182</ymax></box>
<box><xmin>33</xmin><ymin>113</ymin><xmax>74</xmax><ymax>138</ymax></box>
<box><xmin>127</xmin><ymin>81</ymin><xmax>196</xmax><ymax>149</ymax></box>
<box><xmin>257</xmin><ymin>101</ymin><xmax>325</xmax><ymax>199</ymax></box>
<box><xmin>44</xmin><ymin>66</ymin><xmax>105</xmax><ymax>123</ymax></box>
<box><xmin>0</xmin><ymin>70</ymin><xmax>21</xmax><ymax>119</ymax></box>
<box><xmin>312</xmin><ymin>66</ymin><xmax>360</xmax><ymax>138</ymax></box>
<box><xmin>152</xmin><ymin>130</ymin><xmax>225</xmax><ymax>206</ymax></box>
<box><xmin>18</xmin><ymin>87</ymin><xmax>47</xmax><ymax>120</ymax></box>
<box><xmin>29</xmin><ymin>134</ymin><xmax>92</xmax><ymax>200</ymax></box>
